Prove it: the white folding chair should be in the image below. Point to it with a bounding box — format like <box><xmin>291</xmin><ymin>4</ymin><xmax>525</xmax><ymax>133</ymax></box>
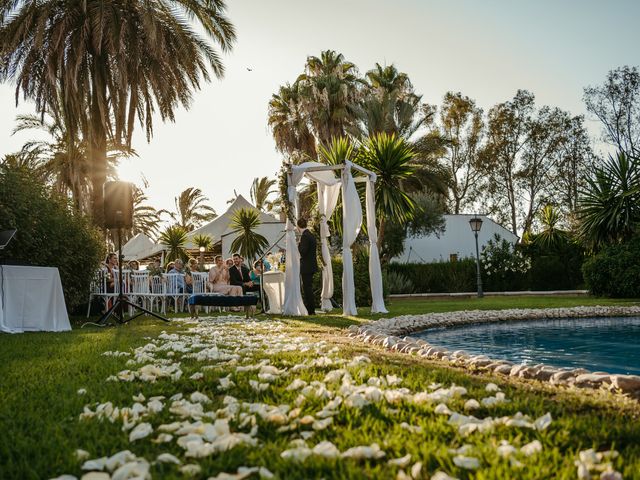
<box><xmin>87</xmin><ymin>269</ymin><xmax>114</xmax><ymax>318</ymax></box>
<box><xmin>148</xmin><ymin>275</ymin><xmax>165</xmax><ymax>314</ymax></box>
<box><xmin>129</xmin><ymin>272</ymin><xmax>150</xmax><ymax>314</ymax></box>
<box><xmin>191</xmin><ymin>272</ymin><xmax>210</xmax><ymax>314</ymax></box>
<box><xmin>164</xmin><ymin>273</ymin><xmax>186</xmax><ymax>313</ymax></box>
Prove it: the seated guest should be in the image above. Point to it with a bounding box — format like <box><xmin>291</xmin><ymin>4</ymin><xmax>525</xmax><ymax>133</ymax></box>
<box><xmin>225</xmin><ymin>258</ymin><xmax>234</xmax><ymax>268</ymax></box>
<box><xmin>128</xmin><ymin>260</ymin><xmax>140</xmax><ymax>271</ymax></box>
<box><xmin>184</xmin><ymin>258</ymin><xmax>199</xmax><ymax>294</ymax></box>
<box><xmin>208</xmin><ymin>255</ymin><xmax>242</xmax><ymax>296</ymax></box>
<box><xmin>147</xmin><ymin>259</ymin><xmax>162</xmax><ymax>276</ymax></box>
<box><xmin>167</xmin><ymin>259</ymin><xmax>186</xmax><ymax>293</ymax></box>
<box><xmin>165</xmin><ymin>261</ymin><xmax>175</xmax><ymax>273</ymax></box>
<box><xmin>104</xmin><ymin>252</ymin><xmax>117</xmax><ymax>293</ymax></box>
<box><xmin>250</xmin><ymin>260</ymin><xmax>263</xmax><ymax>285</ymax></box>
<box><xmin>229</xmin><ymin>253</ymin><xmax>260</xmax><ymax>294</ymax></box>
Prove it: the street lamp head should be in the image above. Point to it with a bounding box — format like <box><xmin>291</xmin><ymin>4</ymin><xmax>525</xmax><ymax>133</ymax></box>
<box><xmin>199</xmin><ymin>246</ymin><xmax>205</xmax><ymax>253</ymax></box>
<box><xmin>469</xmin><ymin>216</ymin><xmax>483</xmax><ymax>233</ymax></box>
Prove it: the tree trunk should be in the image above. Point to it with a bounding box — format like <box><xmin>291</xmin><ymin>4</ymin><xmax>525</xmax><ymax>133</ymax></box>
<box><xmin>89</xmin><ymin>58</ymin><xmax>108</xmax><ymax>229</ymax></box>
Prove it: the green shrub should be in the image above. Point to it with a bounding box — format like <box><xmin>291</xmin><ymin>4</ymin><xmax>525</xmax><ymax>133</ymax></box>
<box><xmin>313</xmin><ymin>251</ymin><xmax>373</xmax><ymax>307</ymax></box>
<box><xmin>481</xmin><ymin>234</ymin><xmax>529</xmax><ymax>291</ymax></box>
<box><xmin>382</xmin><ymin>269</ymin><xmax>414</xmax><ymax>294</ymax></box>
<box><xmin>582</xmin><ymin>236</ymin><xmax>640</xmax><ymax>297</ymax></box>
<box><xmin>0</xmin><ymin>165</ymin><xmax>104</xmax><ymax>311</ymax></box>
<box><xmin>386</xmin><ymin>260</ymin><xmax>477</xmax><ymax>293</ymax></box>
<box><xmin>523</xmin><ymin>240</ymin><xmax>585</xmax><ymax>290</ymax></box>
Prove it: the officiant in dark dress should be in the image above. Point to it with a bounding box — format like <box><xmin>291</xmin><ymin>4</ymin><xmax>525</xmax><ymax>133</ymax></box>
<box><xmin>297</xmin><ymin>218</ymin><xmax>318</xmax><ymax>315</ymax></box>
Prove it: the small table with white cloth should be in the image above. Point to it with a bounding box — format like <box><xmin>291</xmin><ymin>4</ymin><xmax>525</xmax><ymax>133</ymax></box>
<box><xmin>0</xmin><ymin>265</ymin><xmax>71</xmax><ymax>333</ymax></box>
<box><xmin>262</xmin><ymin>270</ymin><xmax>285</xmax><ymax>314</ymax></box>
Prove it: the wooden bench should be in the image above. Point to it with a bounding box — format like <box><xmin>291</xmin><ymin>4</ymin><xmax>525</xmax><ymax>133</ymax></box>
<box><xmin>188</xmin><ymin>294</ymin><xmax>259</xmax><ymax>319</ymax></box>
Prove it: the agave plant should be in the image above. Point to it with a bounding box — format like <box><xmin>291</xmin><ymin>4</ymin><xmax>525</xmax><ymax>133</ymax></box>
<box><xmin>229</xmin><ymin>208</ymin><xmax>269</xmax><ymax>260</ymax></box>
<box><xmin>159</xmin><ymin>225</ymin><xmax>189</xmax><ymax>263</ymax></box>
<box><xmin>577</xmin><ymin>151</ymin><xmax>640</xmax><ymax>249</ymax></box>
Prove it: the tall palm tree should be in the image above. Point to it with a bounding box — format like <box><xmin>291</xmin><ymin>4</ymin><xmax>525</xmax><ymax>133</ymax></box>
<box><xmin>0</xmin><ymin>0</ymin><xmax>236</xmax><ymax>224</ymax></box>
<box><xmin>357</xmin><ymin>133</ymin><xmax>418</xmax><ymax>248</ymax></box>
<box><xmin>250</xmin><ymin>177</ymin><xmax>277</xmax><ymax>212</ymax></box>
<box><xmin>172</xmin><ymin>188</ymin><xmax>217</xmax><ymax>231</ymax></box>
<box><xmin>192</xmin><ymin>234</ymin><xmax>213</xmax><ymax>251</ymax></box>
<box><xmin>159</xmin><ymin>225</ymin><xmax>189</xmax><ymax>263</ymax></box>
<box><xmin>533</xmin><ymin>205</ymin><xmax>570</xmax><ymax>249</ymax></box>
<box><xmin>268</xmin><ymin>83</ymin><xmax>317</xmax><ymax>160</ymax></box>
<box><xmin>577</xmin><ymin>151</ymin><xmax>640</xmax><ymax>249</ymax></box>
<box><xmin>296</xmin><ymin>50</ymin><xmax>362</xmax><ymax>146</ymax></box>
<box><xmin>229</xmin><ymin>208</ymin><xmax>269</xmax><ymax>260</ymax></box>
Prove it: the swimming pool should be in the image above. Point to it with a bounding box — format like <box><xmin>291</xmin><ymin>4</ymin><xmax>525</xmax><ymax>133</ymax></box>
<box><xmin>414</xmin><ymin>316</ymin><xmax>640</xmax><ymax>376</ymax></box>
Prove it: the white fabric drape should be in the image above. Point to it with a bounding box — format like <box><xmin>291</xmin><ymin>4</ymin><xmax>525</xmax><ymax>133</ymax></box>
<box><xmin>341</xmin><ymin>162</ymin><xmax>363</xmax><ymax>316</ymax></box>
<box><xmin>282</xmin><ymin>173</ymin><xmax>308</xmax><ymax>316</ymax></box>
<box><xmin>366</xmin><ymin>180</ymin><xmax>388</xmax><ymax>313</ymax></box>
<box><xmin>318</xmin><ymin>182</ymin><xmax>341</xmax><ymax>310</ymax></box>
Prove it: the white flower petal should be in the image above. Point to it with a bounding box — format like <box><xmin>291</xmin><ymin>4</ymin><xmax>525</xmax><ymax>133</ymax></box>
<box><xmin>453</xmin><ymin>455</ymin><xmax>480</xmax><ymax>470</ymax></box>
<box><xmin>388</xmin><ymin>454</ymin><xmax>412</xmax><ymax>467</ymax></box>
<box><xmin>128</xmin><ymin>423</ymin><xmax>153</xmax><ymax>442</ymax></box>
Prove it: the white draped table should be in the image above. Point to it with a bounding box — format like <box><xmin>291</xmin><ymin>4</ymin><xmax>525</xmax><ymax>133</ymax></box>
<box><xmin>262</xmin><ymin>271</ymin><xmax>285</xmax><ymax>314</ymax></box>
<box><xmin>0</xmin><ymin>266</ymin><xmax>71</xmax><ymax>333</ymax></box>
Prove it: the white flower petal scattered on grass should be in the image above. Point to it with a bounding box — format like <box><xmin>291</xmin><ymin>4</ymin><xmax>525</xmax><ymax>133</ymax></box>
<box><xmin>434</xmin><ymin>403</ymin><xmax>453</xmax><ymax>415</ymax></box>
<box><xmin>431</xmin><ymin>471</ymin><xmax>459</xmax><ymax>480</ymax></box>
<box><xmin>399</xmin><ymin>422</ymin><xmax>423</xmax><ymax>434</ymax></box>
<box><xmin>152</xmin><ymin>433</ymin><xmax>173</xmax><ymax>443</ymax></box>
<box><xmin>81</xmin><ymin>457</ymin><xmax>107</xmax><ymax>471</ymax></box>
<box><xmin>388</xmin><ymin>453</ymin><xmax>412</xmax><ymax>467</ymax></box>
<box><xmin>111</xmin><ymin>459</ymin><xmax>150</xmax><ymax>480</ymax></box>
<box><xmin>156</xmin><ymin>453</ymin><xmax>181</xmax><ymax>464</ymax></box>
<box><xmin>312</xmin><ymin>441</ymin><xmax>341</xmax><ymax>458</ymax></box>
<box><xmin>448</xmin><ymin>445</ymin><xmax>473</xmax><ymax>455</ymax></box>
<box><xmin>411</xmin><ymin>461</ymin><xmax>423</xmax><ymax>478</ymax></box>
<box><xmin>218</xmin><ymin>374</ymin><xmax>235</xmax><ymax>391</ymax></box>
<box><xmin>485</xmin><ymin>383</ymin><xmax>500</xmax><ymax>392</ymax></box>
<box><xmin>190</xmin><ymin>372</ymin><xmax>204</xmax><ymax>380</ymax></box>
<box><xmin>452</xmin><ymin>455</ymin><xmax>480</xmax><ymax>470</ymax></box>
<box><xmin>312</xmin><ymin>417</ymin><xmax>333</xmax><ymax>431</ymax></box>
<box><xmin>280</xmin><ymin>446</ymin><xmax>312</xmax><ymax>462</ymax></box>
<box><xmin>534</xmin><ymin>412</ymin><xmax>553</xmax><ymax>430</ymax></box>
<box><xmin>132</xmin><ymin>393</ymin><xmax>145</xmax><ymax>402</ymax></box>
<box><xmin>179</xmin><ymin>464</ymin><xmax>201</xmax><ymax>476</ymax></box>
<box><xmin>128</xmin><ymin>423</ymin><xmax>153</xmax><ymax>442</ymax></box>
<box><xmin>464</xmin><ymin>399</ymin><xmax>480</xmax><ymax>411</ymax></box>
<box><xmin>286</xmin><ymin>379</ymin><xmax>308</xmax><ymax>391</ymax></box>
<box><xmin>77</xmin><ymin>388</ymin><xmax>87</xmax><ymax>395</ymax></box>
<box><xmin>80</xmin><ymin>473</ymin><xmax>109</xmax><ymax>480</ymax></box>
<box><xmin>575</xmin><ymin>449</ymin><xmax>622</xmax><ymax>480</ymax></box>
<box><xmin>75</xmin><ymin>449</ymin><xmax>90</xmax><ymax>461</ymax></box>
<box><xmin>520</xmin><ymin>440</ymin><xmax>542</xmax><ymax>456</ymax></box>
<box><xmin>341</xmin><ymin>443</ymin><xmax>386</xmax><ymax>460</ymax></box>
<box><xmin>49</xmin><ymin>475</ymin><xmax>78</xmax><ymax>480</ymax></box>
<box><xmin>496</xmin><ymin>440</ymin><xmax>517</xmax><ymax>458</ymax></box>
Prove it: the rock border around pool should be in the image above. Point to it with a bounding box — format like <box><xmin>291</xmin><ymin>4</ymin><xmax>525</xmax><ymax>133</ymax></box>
<box><xmin>346</xmin><ymin>306</ymin><xmax>640</xmax><ymax>399</ymax></box>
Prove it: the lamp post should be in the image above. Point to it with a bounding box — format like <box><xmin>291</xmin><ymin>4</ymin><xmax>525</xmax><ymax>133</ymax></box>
<box><xmin>469</xmin><ymin>216</ymin><xmax>484</xmax><ymax>298</ymax></box>
<box><xmin>199</xmin><ymin>246</ymin><xmax>205</xmax><ymax>271</ymax></box>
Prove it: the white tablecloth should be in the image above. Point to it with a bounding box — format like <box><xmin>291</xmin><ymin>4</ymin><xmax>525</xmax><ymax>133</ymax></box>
<box><xmin>0</xmin><ymin>265</ymin><xmax>71</xmax><ymax>333</ymax></box>
<box><xmin>262</xmin><ymin>271</ymin><xmax>285</xmax><ymax>314</ymax></box>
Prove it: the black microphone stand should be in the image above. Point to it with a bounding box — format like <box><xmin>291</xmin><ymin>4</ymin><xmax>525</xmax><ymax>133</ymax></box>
<box><xmin>96</xmin><ymin>228</ymin><xmax>169</xmax><ymax>326</ymax></box>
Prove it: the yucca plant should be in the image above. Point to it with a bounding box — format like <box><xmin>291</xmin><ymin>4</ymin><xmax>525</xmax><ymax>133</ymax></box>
<box><xmin>577</xmin><ymin>151</ymin><xmax>640</xmax><ymax>249</ymax></box>
<box><xmin>357</xmin><ymin>133</ymin><xmax>417</xmax><ymax>247</ymax></box>
<box><xmin>533</xmin><ymin>205</ymin><xmax>570</xmax><ymax>250</ymax></box>
<box><xmin>192</xmin><ymin>234</ymin><xmax>213</xmax><ymax>252</ymax></box>
<box><xmin>229</xmin><ymin>208</ymin><xmax>269</xmax><ymax>260</ymax></box>
<box><xmin>159</xmin><ymin>225</ymin><xmax>189</xmax><ymax>264</ymax></box>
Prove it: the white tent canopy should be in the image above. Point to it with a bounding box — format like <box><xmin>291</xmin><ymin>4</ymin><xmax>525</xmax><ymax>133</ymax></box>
<box><xmin>283</xmin><ymin>161</ymin><xmax>387</xmax><ymax>317</ymax></box>
<box><xmin>186</xmin><ymin>195</ymin><xmax>284</xmax><ymax>252</ymax></box>
<box><xmin>121</xmin><ymin>233</ymin><xmax>166</xmax><ymax>261</ymax></box>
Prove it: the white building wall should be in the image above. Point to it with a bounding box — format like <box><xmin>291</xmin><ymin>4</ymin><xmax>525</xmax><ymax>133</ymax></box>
<box><xmin>392</xmin><ymin>214</ymin><xmax>518</xmax><ymax>263</ymax></box>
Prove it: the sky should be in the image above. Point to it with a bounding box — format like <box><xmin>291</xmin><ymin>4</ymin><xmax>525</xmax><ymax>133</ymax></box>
<box><xmin>1</xmin><ymin>0</ymin><xmax>639</xmax><ymax>219</ymax></box>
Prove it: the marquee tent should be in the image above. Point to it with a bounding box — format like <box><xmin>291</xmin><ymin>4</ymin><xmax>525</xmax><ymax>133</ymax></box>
<box><xmin>121</xmin><ymin>233</ymin><xmax>166</xmax><ymax>261</ymax></box>
<box><xmin>282</xmin><ymin>160</ymin><xmax>387</xmax><ymax>317</ymax></box>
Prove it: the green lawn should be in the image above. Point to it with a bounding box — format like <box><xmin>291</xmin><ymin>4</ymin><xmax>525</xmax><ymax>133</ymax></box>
<box><xmin>1</xmin><ymin>296</ymin><xmax>639</xmax><ymax>479</ymax></box>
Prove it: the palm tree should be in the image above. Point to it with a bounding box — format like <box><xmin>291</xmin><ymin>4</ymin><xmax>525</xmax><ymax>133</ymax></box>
<box><xmin>250</xmin><ymin>177</ymin><xmax>277</xmax><ymax>212</ymax></box>
<box><xmin>0</xmin><ymin>0</ymin><xmax>236</xmax><ymax>224</ymax></box>
<box><xmin>577</xmin><ymin>151</ymin><xmax>640</xmax><ymax>249</ymax></box>
<box><xmin>130</xmin><ymin>187</ymin><xmax>166</xmax><ymax>241</ymax></box>
<box><xmin>172</xmin><ymin>188</ymin><xmax>217</xmax><ymax>231</ymax></box>
<box><xmin>159</xmin><ymin>225</ymin><xmax>189</xmax><ymax>263</ymax></box>
<box><xmin>296</xmin><ymin>50</ymin><xmax>362</xmax><ymax>146</ymax></box>
<box><xmin>229</xmin><ymin>208</ymin><xmax>269</xmax><ymax>260</ymax></box>
<box><xmin>357</xmin><ymin>133</ymin><xmax>418</xmax><ymax>248</ymax></box>
<box><xmin>268</xmin><ymin>83</ymin><xmax>317</xmax><ymax>160</ymax></box>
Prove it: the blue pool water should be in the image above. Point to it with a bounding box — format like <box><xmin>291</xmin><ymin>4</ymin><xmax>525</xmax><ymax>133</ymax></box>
<box><xmin>414</xmin><ymin>316</ymin><xmax>640</xmax><ymax>375</ymax></box>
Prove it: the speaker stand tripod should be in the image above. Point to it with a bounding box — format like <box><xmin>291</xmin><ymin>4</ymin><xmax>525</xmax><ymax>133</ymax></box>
<box><xmin>97</xmin><ymin>228</ymin><xmax>169</xmax><ymax>326</ymax></box>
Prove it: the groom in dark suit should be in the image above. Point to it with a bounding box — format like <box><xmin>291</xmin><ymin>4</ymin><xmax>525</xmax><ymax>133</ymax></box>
<box><xmin>297</xmin><ymin>217</ymin><xmax>318</xmax><ymax>315</ymax></box>
<box><xmin>229</xmin><ymin>253</ymin><xmax>260</xmax><ymax>294</ymax></box>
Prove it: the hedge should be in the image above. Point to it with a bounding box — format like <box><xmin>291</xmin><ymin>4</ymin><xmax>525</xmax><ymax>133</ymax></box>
<box><xmin>582</xmin><ymin>236</ymin><xmax>640</xmax><ymax>297</ymax></box>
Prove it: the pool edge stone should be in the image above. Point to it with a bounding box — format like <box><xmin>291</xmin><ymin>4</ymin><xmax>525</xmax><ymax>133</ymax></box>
<box><xmin>348</xmin><ymin>306</ymin><xmax>640</xmax><ymax>400</ymax></box>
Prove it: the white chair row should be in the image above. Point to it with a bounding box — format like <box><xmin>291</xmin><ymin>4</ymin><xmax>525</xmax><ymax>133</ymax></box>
<box><xmin>87</xmin><ymin>270</ymin><xmax>210</xmax><ymax>317</ymax></box>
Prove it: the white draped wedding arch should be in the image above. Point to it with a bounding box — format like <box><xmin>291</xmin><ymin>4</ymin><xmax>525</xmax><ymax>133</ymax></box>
<box><xmin>282</xmin><ymin>160</ymin><xmax>388</xmax><ymax>316</ymax></box>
